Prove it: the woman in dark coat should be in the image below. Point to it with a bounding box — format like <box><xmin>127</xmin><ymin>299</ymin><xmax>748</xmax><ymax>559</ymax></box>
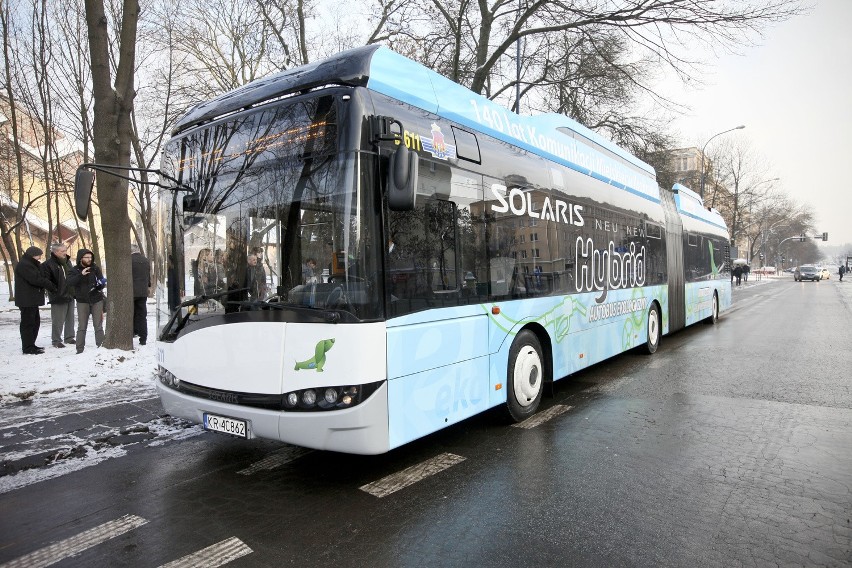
<box><xmin>14</xmin><ymin>246</ymin><xmax>57</xmax><ymax>354</ymax></box>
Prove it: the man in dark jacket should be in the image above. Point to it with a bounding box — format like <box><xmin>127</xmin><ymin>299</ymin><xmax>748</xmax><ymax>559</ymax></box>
<box><xmin>66</xmin><ymin>248</ymin><xmax>105</xmax><ymax>353</ymax></box>
<box><xmin>131</xmin><ymin>244</ymin><xmax>151</xmax><ymax>345</ymax></box>
<box><xmin>41</xmin><ymin>242</ymin><xmax>76</xmax><ymax>348</ymax></box>
<box><xmin>14</xmin><ymin>246</ymin><xmax>57</xmax><ymax>355</ymax></box>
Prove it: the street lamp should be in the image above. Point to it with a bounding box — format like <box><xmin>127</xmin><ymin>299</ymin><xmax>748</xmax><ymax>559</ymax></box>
<box><xmin>699</xmin><ymin>125</ymin><xmax>745</xmax><ymax>200</ymax></box>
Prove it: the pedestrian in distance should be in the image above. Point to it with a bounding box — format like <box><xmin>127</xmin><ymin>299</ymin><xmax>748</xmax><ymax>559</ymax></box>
<box><xmin>733</xmin><ymin>265</ymin><xmax>743</xmax><ymax>286</ymax></box>
<box><xmin>131</xmin><ymin>244</ymin><xmax>151</xmax><ymax>346</ymax></box>
<box><xmin>66</xmin><ymin>248</ymin><xmax>106</xmax><ymax>354</ymax></box>
<box><xmin>743</xmin><ymin>264</ymin><xmax>750</xmax><ymax>283</ymax></box>
<box><xmin>14</xmin><ymin>246</ymin><xmax>57</xmax><ymax>355</ymax></box>
<box><xmin>840</xmin><ymin>265</ymin><xmax>846</xmax><ymax>282</ymax></box>
<box><xmin>41</xmin><ymin>242</ymin><xmax>77</xmax><ymax>348</ymax></box>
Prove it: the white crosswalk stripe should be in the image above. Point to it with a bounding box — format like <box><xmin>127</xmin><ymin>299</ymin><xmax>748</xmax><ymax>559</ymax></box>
<box><xmin>0</xmin><ymin>514</ymin><xmax>148</xmax><ymax>568</ymax></box>
<box><xmin>512</xmin><ymin>404</ymin><xmax>574</xmax><ymax>429</ymax></box>
<box><xmin>359</xmin><ymin>453</ymin><xmax>466</xmax><ymax>498</ymax></box>
<box><xmin>158</xmin><ymin>537</ymin><xmax>252</xmax><ymax>568</ymax></box>
<box><xmin>236</xmin><ymin>446</ymin><xmax>313</xmax><ymax>475</ymax></box>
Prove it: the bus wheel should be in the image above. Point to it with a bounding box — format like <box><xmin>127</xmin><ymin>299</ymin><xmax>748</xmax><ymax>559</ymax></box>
<box><xmin>505</xmin><ymin>330</ymin><xmax>545</xmax><ymax>422</ymax></box>
<box><xmin>704</xmin><ymin>292</ymin><xmax>719</xmax><ymax>325</ymax></box>
<box><xmin>644</xmin><ymin>304</ymin><xmax>660</xmax><ymax>354</ymax></box>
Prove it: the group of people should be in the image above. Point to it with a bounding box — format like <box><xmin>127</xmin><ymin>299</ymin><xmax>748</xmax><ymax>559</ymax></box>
<box><xmin>193</xmin><ymin>246</ymin><xmax>269</xmax><ymax>302</ymax></box>
<box><xmin>13</xmin><ymin>243</ymin><xmax>151</xmax><ymax>355</ymax></box>
<box><xmin>731</xmin><ymin>263</ymin><xmax>750</xmax><ymax>286</ymax></box>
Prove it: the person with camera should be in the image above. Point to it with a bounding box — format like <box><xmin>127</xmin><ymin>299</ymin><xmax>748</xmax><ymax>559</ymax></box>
<box><xmin>66</xmin><ymin>248</ymin><xmax>106</xmax><ymax>353</ymax></box>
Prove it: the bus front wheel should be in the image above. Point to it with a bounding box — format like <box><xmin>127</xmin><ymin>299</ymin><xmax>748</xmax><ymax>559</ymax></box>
<box><xmin>505</xmin><ymin>330</ymin><xmax>545</xmax><ymax>422</ymax></box>
<box><xmin>644</xmin><ymin>303</ymin><xmax>661</xmax><ymax>354</ymax></box>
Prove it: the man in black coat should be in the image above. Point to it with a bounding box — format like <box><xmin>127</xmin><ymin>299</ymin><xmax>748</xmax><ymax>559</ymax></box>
<box><xmin>41</xmin><ymin>242</ymin><xmax>76</xmax><ymax>348</ymax></box>
<box><xmin>66</xmin><ymin>248</ymin><xmax>105</xmax><ymax>353</ymax></box>
<box><xmin>131</xmin><ymin>244</ymin><xmax>151</xmax><ymax>345</ymax></box>
<box><xmin>14</xmin><ymin>246</ymin><xmax>58</xmax><ymax>355</ymax></box>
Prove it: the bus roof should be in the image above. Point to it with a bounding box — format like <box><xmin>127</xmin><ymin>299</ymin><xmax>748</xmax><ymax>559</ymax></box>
<box><xmin>672</xmin><ymin>183</ymin><xmax>727</xmax><ymax>230</ymax></box>
<box><xmin>173</xmin><ymin>45</ymin><xmax>659</xmax><ymax>201</ymax></box>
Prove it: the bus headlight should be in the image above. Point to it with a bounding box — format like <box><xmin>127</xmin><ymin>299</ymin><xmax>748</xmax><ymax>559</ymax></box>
<box><xmin>285</xmin><ymin>392</ymin><xmax>299</xmax><ymax>408</ymax></box>
<box><xmin>302</xmin><ymin>389</ymin><xmax>317</xmax><ymax>406</ymax></box>
<box><xmin>283</xmin><ymin>381</ymin><xmax>381</xmax><ymax>411</ymax></box>
<box><xmin>157</xmin><ymin>365</ymin><xmax>180</xmax><ymax>389</ymax></box>
<box><xmin>324</xmin><ymin>388</ymin><xmax>338</xmax><ymax>404</ymax></box>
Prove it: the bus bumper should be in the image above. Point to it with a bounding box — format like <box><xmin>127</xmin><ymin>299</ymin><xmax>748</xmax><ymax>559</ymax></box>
<box><xmin>156</xmin><ymin>380</ymin><xmax>390</xmax><ymax>455</ymax></box>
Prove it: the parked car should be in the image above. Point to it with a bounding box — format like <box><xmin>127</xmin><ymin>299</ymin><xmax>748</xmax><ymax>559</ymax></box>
<box><xmin>820</xmin><ymin>267</ymin><xmax>831</xmax><ymax>280</ymax></box>
<box><xmin>794</xmin><ymin>265</ymin><xmax>820</xmax><ymax>282</ymax></box>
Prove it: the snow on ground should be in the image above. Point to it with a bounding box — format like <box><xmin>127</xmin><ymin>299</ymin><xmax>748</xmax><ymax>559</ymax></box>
<box><xmin>0</xmin><ymin>299</ymin><xmax>159</xmax><ymax>426</ymax></box>
<box><xmin>0</xmin><ymin>298</ymin><xmax>204</xmax><ymax>494</ymax></box>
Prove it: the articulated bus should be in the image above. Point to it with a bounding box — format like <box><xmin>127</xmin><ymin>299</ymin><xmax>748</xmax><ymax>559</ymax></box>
<box><xmin>140</xmin><ymin>46</ymin><xmax>730</xmax><ymax>454</ymax></box>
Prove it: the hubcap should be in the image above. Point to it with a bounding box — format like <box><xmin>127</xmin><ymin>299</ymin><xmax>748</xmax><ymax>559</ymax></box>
<box><xmin>648</xmin><ymin>310</ymin><xmax>659</xmax><ymax>345</ymax></box>
<box><xmin>513</xmin><ymin>345</ymin><xmax>542</xmax><ymax>407</ymax></box>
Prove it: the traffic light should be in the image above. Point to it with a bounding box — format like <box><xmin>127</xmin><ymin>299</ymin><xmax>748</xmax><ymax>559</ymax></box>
<box><xmin>759</xmin><ymin>253</ymin><xmax>764</xmax><ymax>260</ymax></box>
<box><xmin>782</xmin><ymin>255</ymin><xmax>786</xmax><ymax>263</ymax></box>
<box><xmin>822</xmin><ymin>232</ymin><xmax>828</xmax><ymax>241</ymax></box>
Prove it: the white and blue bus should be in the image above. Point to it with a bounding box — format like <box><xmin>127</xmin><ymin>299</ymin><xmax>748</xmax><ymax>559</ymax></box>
<box><xmin>143</xmin><ymin>46</ymin><xmax>730</xmax><ymax>454</ymax></box>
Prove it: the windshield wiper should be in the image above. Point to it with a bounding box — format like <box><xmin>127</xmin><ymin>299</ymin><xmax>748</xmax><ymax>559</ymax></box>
<box><xmin>161</xmin><ymin>288</ymin><xmax>250</xmax><ymax>338</ymax></box>
<box><xmin>226</xmin><ymin>298</ymin><xmax>287</xmax><ymax>311</ymax></box>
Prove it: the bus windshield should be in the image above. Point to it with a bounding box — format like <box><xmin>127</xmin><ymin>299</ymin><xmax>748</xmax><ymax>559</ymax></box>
<box><xmin>157</xmin><ymin>94</ymin><xmax>382</xmax><ymax>335</ymax></box>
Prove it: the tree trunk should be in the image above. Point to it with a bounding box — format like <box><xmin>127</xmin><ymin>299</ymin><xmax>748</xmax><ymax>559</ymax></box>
<box><xmin>84</xmin><ymin>0</ymin><xmax>139</xmax><ymax>350</ymax></box>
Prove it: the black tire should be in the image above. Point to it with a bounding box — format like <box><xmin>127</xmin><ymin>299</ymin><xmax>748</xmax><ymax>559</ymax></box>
<box><xmin>704</xmin><ymin>292</ymin><xmax>719</xmax><ymax>325</ymax></box>
<box><xmin>644</xmin><ymin>303</ymin><xmax>661</xmax><ymax>354</ymax></box>
<box><xmin>505</xmin><ymin>330</ymin><xmax>546</xmax><ymax>422</ymax></box>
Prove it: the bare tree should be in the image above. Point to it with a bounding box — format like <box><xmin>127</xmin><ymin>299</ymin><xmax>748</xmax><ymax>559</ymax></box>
<box><xmin>706</xmin><ymin>139</ymin><xmax>775</xmax><ymax>247</ymax></box>
<box><xmin>83</xmin><ymin>0</ymin><xmax>139</xmax><ymax>350</ymax></box>
<box><xmin>745</xmin><ymin>190</ymin><xmax>815</xmax><ymax>265</ymax></box>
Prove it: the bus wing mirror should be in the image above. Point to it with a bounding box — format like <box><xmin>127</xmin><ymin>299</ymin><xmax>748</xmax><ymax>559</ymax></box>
<box><xmin>74</xmin><ymin>168</ymin><xmax>95</xmax><ymax>220</ymax></box>
<box><xmin>388</xmin><ymin>143</ymin><xmax>418</xmax><ymax>211</ymax></box>
<box><xmin>183</xmin><ymin>194</ymin><xmax>202</xmax><ymax>212</ymax></box>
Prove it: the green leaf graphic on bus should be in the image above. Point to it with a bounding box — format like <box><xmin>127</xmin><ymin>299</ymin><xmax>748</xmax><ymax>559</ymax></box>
<box><xmin>294</xmin><ymin>339</ymin><xmax>335</xmax><ymax>372</ymax></box>
<box><xmin>485</xmin><ymin>297</ymin><xmax>587</xmax><ymax>343</ymax></box>
<box><xmin>708</xmin><ymin>241</ymin><xmax>720</xmax><ymax>276</ymax></box>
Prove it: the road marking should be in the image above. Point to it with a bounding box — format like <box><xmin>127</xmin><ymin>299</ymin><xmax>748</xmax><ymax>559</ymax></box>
<box><xmin>158</xmin><ymin>537</ymin><xmax>252</xmax><ymax>568</ymax></box>
<box><xmin>512</xmin><ymin>405</ymin><xmax>573</xmax><ymax>429</ymax></box>
<box><xmin>359</xmin><ymin>453</ymin><xmax>466</xmax><ymax>498</ymax></box>
<box><xmin>0</xmin><ymin>514</ymin><xmax>148</xmax><ymax>568</ymax></box>
<box><xmin>236</xmin><ymin>446</ymin><xmax>313</xmax><ymax>475</ymax></box>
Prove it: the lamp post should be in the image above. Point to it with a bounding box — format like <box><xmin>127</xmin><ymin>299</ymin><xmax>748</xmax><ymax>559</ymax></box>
<box><xmin>699</xmin><ymin>125</ymin><xmax>745</xmax><ymax>200</ymax></box>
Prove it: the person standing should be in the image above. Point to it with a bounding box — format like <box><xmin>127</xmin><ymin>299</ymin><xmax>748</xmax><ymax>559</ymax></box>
<box><xmin>131</xmin><ymin>244</ymin><xmax>151</xmax><ymax>345</ymax></box>
<box><xmin>840</xmin><ymin>265</ymin><xmax>846</xmax><ymax>282</ymax></box>
<box><xmin>42</xmin><ymin>242</ymin><xmax>76</xmax><ymax>348</ymax></box>
<box><xmin>14</xmin><ymin>246</ymin><xmax>57</xmax><ymax>355</ymax></box>
<box><xmin>66</xmin><ymin>248</ymin><xmax>106</xmax><ymax>354</ymax></box>
<box><xmin>245</xmin><ymin>254</ymin><xmax>266</xmax><ymax>300</ymax></box>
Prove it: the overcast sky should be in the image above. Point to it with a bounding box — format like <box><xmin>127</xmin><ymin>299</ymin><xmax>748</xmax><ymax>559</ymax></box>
<box><xmin>665</xmin><ymin>0</ymin><xmax>852</xmax><ymax>248</ymax></box>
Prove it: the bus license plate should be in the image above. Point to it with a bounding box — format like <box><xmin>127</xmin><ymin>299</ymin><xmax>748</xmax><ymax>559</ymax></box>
<box><xmin>203</xmin><ymin>413</ymin><xmax>247</xmax><ymax>438</ymax></box>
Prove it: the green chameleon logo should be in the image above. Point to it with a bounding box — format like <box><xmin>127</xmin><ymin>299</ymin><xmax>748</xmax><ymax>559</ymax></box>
<box><xmin>294</xmin><ymin>339</ymin><xmax>335</xmax><ymax>372</ymax></box>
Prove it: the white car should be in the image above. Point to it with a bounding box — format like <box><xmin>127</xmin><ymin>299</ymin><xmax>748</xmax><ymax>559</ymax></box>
<box><xmin>819</xmin><ymin>267</ymin><xmax>830</xmax><ymax>280</ymax></box>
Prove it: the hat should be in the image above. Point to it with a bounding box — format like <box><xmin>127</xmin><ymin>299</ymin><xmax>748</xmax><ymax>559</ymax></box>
<box><xmin>25</xmin><ymin>246</ymin><xmax>43</xmax><ymax>257</ymax></box>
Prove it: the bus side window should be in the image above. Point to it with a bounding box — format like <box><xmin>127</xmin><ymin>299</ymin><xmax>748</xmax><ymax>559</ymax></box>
<box><xmin>387</xmin><ymin>200</ymin><xmax>458</xmax><ymax>316</ymax></box>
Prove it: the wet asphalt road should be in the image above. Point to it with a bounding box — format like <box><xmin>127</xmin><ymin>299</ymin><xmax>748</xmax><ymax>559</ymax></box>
<box><xmin>1</xmin><ymin>278</ymin><xmax>851</xmax><ymax>567</ymax></box>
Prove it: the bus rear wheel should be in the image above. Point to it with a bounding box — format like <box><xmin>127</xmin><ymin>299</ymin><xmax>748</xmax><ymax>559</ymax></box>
<box><xmin>505</xmin><ymin>330</ymin><xmax>545</xmax><ymax>422</ymax></box>
<box><xmin>644</xmin><ymin>303</ymin><xmax>660</xmax><ymax>354</ymax></box>
<box><xmin>704</xmin><ymin>292</ymin><xmax>719</xmax><ymax>325</ymax></box>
